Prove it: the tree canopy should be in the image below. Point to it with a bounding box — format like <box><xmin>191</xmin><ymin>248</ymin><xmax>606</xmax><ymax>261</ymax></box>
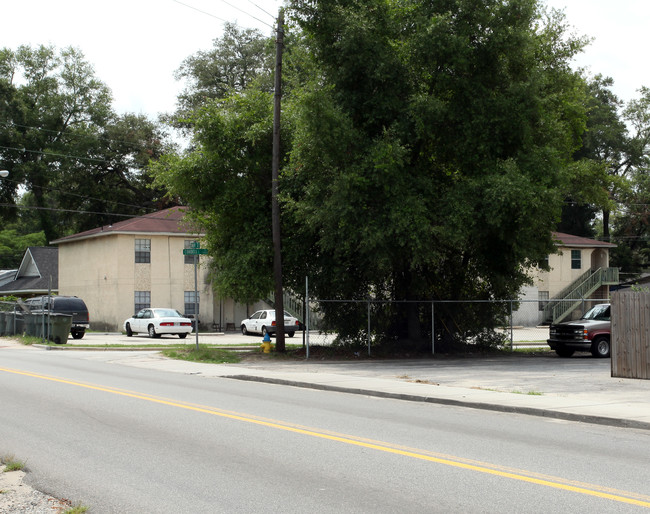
<box><xmin>0</xmin><ymin>45</ymin><xmax>175</xmax><ymax>249</ymax></box>
<box><xmin>152</xmin><ymin>1</ymin><xmax>609</xmax><ymax>349</ymax></box>
<box><xmin>172</xmin><ymin>23</ymin><xmax>275</xmax><ymax>124</ymax></box>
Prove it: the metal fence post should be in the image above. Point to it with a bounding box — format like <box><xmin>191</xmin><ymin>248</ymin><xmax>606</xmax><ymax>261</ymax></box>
<box><xmin>367</xmin><ymin>300</ymin><xmax>371</xmax><ymax>356</ymax></box>
<box><xmin>509</xmin><ymin>300</ymin><xmax>514</xmax><ymax>351</ymax></box>
<box><xmin>431</xmin><ymin>301</ymin><xmax>435</xmax><ymax>355</ymax></box>
<box><xmin>305</xmin><ymin>276</ymin><xmax>309</xmax><ymax>360</ymax></box>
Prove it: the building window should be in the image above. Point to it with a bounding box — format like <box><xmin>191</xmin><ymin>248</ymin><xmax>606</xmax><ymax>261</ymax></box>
<box><xmin>184</xmin><ymin>240</ymin><xmax>199</xmax><ymax>265</ymax></box>
<box><xmin>184</xmin><ymin>291</ymin><xmax>199</xmax><ymax>316</ymax></box>
<box><xmin>134</xmin><ymin>291</ymin><xmax>150</xmax><ymax>312</ymax></box>
<box><xmin>571</xmin><ymin>250</ymin><xmax>581</xmax><ymax>269</ymax></box>
<box><xmin>538</xmin><ymin>291</ymin><xmax>549</xmax><ymax>311</ymax></box>
<box><xmin>135</xmin><ymin>239</ymin><xmax>151</xmax><ymax>263</ymax></box>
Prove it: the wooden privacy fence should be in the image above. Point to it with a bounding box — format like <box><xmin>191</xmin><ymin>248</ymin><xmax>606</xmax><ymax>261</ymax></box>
<box><xmin>611</xmin><ymin>291</ymin><xmax>650</xmax><ymax>380</ymax></box>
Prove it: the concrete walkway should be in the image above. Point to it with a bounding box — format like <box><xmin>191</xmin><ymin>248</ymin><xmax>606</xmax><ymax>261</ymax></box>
<box><xmin>31</xmin><ymin>332</ymin><xmax>650</xmax><ymax>431</ymax></box>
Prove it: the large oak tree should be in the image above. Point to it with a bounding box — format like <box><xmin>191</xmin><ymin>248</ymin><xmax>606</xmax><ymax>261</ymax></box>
<box><xmin>154</xmin><ymin>1</ymin><xmax>596</xmax><ymax>350</ymax></box>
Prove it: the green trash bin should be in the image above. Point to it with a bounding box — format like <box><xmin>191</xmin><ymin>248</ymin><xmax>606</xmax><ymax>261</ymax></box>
<box><xmin>23</xmin><ymin>313</ymin><xmax>36</xmax><ymax>337</ymax></box>
<box><xmin>35</xmin><ymin>314</ymin><xmax>46</xmax><ymax>339</ymax></box>
<box><xmin>24</xmin><ymin>313</ymin><xmax>48</xmax><ymax>338</ymax></box>
<box><xmin>13</xmin><ymin>312</ymin><xmax>24</xmax><ymax>336</ymax></box>
<box><xmin>48</xmin><ymin>313</ymin><xmax>72</xmax><ymax>344</ymax></box>
<box><xmin>0</xmin><ymin>312</ymin><xmax>5</xmax><ymax>336</ymax></box>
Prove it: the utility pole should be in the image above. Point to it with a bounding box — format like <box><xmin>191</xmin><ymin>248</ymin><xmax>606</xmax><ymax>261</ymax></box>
<box><xmin>271</xmin><ymin>9</ymin><xmax>286</xmax><ymax>352</ymax></box>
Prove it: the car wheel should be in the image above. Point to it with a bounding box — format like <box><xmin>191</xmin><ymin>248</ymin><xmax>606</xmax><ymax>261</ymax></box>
<box><xmin>148</xmin><ymin>325</ymin><xmax>157</xmax><ymax>338</ymax></box>
<box><xmin>591</xmin><ymin>337</ymin><xmax>610</xmax><ymax>358</ymax></box>
<box><xmin>125</xmin><ymin>323</ymin><xmax>133</xmax><ymax>337</ymax></box>
<box><xmin>178</xmin><ymin>333</ymin><xmax>187</xmax><ymax>339</ymax></box>
<box><xmin>241</xmin><ymin>325</ymin><xmax>248</xmax><ymax>336</ymax></box>
<box><xmin>262</xmin><ymin>326</ymin><xmax>268</xmax><ymax>336</ymax></box>
<box><xmin>287</xmin><ymin>331</ymin><xmax>295</xmax><ymax>338</ymax></box>
<box><xmin>71</xmin><ymin>330</ymin><xmax>84</xmax><ymax>340</ymax></box>
<box><xmin>555</xmin><ymin>349</ymin><xmax>575</xmax><ymax>358</ymax></box>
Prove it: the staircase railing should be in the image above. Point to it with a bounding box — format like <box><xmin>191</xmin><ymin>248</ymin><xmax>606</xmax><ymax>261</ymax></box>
<box><xmin>266</xmin><ymin>290</ymin><xmax>325</xmax><ymax>330</ymax></box>
<box><xmin>542</xmin><ymin>267</ymin><xmax>619</xmax><ymax>323</ymax></box>
<box><xmin>266</xmin><ymin>290</ymin><xmax>304</xmax><ymax>320</ymax></box>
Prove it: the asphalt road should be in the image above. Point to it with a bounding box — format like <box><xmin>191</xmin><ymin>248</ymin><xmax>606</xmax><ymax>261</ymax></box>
<box><xmin>1</xmin><ymin>344</ymin><xmax>650</xmax><ymax>513</ymax></box>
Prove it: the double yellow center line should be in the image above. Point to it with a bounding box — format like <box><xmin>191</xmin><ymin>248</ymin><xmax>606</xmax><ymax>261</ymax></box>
<box><xmin>2</xmin><ymin>366</ymin><xmax>649</xmax><ymax>508</ymax></box>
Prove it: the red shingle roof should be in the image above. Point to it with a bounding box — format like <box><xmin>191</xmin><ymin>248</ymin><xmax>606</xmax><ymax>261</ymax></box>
<box><xmin>51</xmin><ymin>207</ymin><xmax>201</xmax><ymax>244</ymax></box>
<box><xmin>552</xmin><ymin>232</ymin><xmax>615</xmax><ymax>248</ymax></box>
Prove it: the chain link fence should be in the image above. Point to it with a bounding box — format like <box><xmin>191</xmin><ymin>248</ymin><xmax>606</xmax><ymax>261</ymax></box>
<box><xmin>0</xmin><ymin>299</ymin><xmax>72</xmax><ymax>344</ymax></box>
<box><xmin>300</xmin><ymin>297</ymin><xmax>609</xmax><ymax>356</ymax></box>
<box><xmin>0</xmin><ymin>300</ymin><xmax>25</xmax><ymax>337</ymax></box>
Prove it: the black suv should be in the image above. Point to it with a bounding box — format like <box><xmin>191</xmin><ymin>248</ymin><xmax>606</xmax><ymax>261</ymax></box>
<box><xmin>24</xmin><ymin>296</ymin><xmax>90</xmax><ymax>339</ymax></box>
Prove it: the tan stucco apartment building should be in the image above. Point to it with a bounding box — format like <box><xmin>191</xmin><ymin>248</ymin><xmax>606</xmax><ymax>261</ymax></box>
<box><xmin>515</xmin><ymin>232</ymin><xmax>618</xmax><ymax>326</ymax></box>
<box><xmin>52</xmin><ymin>207</ymin><xmax>253</xmax><ymax>332</ymax></box>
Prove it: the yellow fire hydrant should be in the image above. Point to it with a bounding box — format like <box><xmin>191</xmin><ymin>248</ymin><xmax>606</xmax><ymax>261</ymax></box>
<box><xmin>260</xmin><ymin>333</ymin><xmax>273</xmax><ymax>353</ymax></box>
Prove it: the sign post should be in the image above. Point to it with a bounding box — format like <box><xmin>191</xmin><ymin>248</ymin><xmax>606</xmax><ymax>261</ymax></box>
<box><xmin>183</xmin><ymin>245</ymin><xmax>208</xmax><ymax>349</ymax></box>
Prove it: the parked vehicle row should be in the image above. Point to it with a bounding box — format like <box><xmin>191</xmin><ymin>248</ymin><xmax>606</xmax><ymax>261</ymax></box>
<box><xmin>17</xmin><ymin>297</ymin><xmax>301</xmax><ymax>341</ymax></box>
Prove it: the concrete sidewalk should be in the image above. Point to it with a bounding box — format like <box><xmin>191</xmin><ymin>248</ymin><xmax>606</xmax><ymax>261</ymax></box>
<box><xmin>51</xmin><ymin>338</ymin><xmax>650</xmax><ymax>431</ymax></box>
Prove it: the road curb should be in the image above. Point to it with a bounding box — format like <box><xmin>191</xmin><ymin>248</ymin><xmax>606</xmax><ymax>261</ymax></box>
<box><xmin>224</xmin><ymin>374</ymin><xmax>650</xmax><ymax>431</ymax></box>
<box><xmin>32</xmin><ymin>344</ymin><xmax>260</xmax><ymax>351</ymax></box>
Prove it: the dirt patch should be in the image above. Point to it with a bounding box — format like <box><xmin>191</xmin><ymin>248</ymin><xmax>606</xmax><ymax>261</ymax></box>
<box><xmin>0</xmin><ymin>466</ymin><xmax>72</xmax><ymax>513</ymax></box>
<box><xmin>238</xmin><ymin>345</ymin><xmax>555</xmax><ymax>363</ymax></box>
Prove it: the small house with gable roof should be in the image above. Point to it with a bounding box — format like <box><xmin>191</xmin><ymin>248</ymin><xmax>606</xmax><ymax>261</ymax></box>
<box><xmin>0</xmin><ymin>247</ymin><xmax>58</xmax><ymax>297</ymax></box>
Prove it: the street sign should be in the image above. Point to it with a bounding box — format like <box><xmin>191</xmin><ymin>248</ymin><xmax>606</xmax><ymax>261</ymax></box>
<box><xmin>188</xmin><ymin>240</ymin><xmax>200</xmax><ymax>249</ymax></box>
<box><xmin>183</xmin><ymin>248</ymin><xmax>208</xmax><ymax>255</ymax></box>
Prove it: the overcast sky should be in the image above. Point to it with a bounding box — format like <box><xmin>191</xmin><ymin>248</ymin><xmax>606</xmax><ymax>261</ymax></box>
<box><xmin>1</xmin><ymin>0</ymin><xmax>283</xmax><ymax>117</ymax></box>
<box><xmin>1</xmin><ymin>0</ymin><xmax>648</xmax><ymax>118</ymax></box>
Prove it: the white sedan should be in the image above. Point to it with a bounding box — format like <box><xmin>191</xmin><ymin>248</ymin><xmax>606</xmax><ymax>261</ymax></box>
<box><xmin>124</xmin><ymin>308</ymin><xmax>193</xmax><ymax>338</ymax></box>
<box><xmin>240</xmin><ymin>309</ymin><xmax>300</xmax><ymax>337</ymax></box>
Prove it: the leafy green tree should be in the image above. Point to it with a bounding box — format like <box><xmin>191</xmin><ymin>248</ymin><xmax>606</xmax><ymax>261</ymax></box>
<box><xmin>154</xmin><ymin>0</ymin><xmax>595</xmax><ymax>351</ymax></box>
<box><xmin>152</xmin><ymin>90</ymin><xmax>276</xmax><ymax>302</ymax></box>
<box><xmin>610</xmin><ymin>175</ymin><xmax>650</xmax><ymax>275</ymax></box>
<box><xmin>173</xmin><ymin>23</ymin><xmax>274</xmax><ymax>119</ymax></box>
<box><xmin>610</xmin><ymin>87</ymin><xmax>650</xmax><ymax>274</ymax></box>
<box><xmin>0</xmin><ymin>188</ymin><xmax>46</xmax><ymax>268</ymax></box>
<box><xmin>0</xmin><ymin>45</ymin><xmax>174</xmax><ymax>242</ymax></box>
<box><xmin>561</xmin><ymin>76</ymin><xmax>634</xmax><ymax>239</ymax></box>
<box><xmin>558</xmin><ymin>78</ymin><xmax>650</xmax><ymax>273</ymax></box>
<box><xmin>285</xmin><ymin>0</ymin><xmax>590</xmax><ymax>348</ymax></box>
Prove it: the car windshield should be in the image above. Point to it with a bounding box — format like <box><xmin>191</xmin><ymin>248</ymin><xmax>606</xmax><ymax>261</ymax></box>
<box><xmin>154</xmin><ymin>309</ymin><xmax>182</xmax><ymax>318</ymax></box>
<box><xmin>581</xmin><ymin>304</ymin><xmax>610</xmax><ymax>321</ymax></box>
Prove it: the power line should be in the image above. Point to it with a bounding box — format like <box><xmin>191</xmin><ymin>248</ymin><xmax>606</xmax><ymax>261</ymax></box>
<box><xmin>172</xmin><ymin>0</ymin><xmax>229</xmax><ymax>23</ymax></box>
<box><xmin>173</xmin><ymin>0</ymin><xmax>274</xmax><ymax>29</ymax></box>
<box><xmin>0</xmin><ymin>145</ymin><xmax>113</xmax><ymax>165</ymax></box>
<box><xmin>0</xmin><ymin>176</ymin><xmax>158</xmax><ymax>214</ymax></box>
<box><xmin>215</xmin><ymin>0</ymin><xmax>274</xmax><ymax>28</ymax></box>
<box><xmin>0</xmin><ymin>203</ymin><xmax>153</xmax><ymax>219</ymax></box>
<box><xmin>0</xmin><ymin>122</ymin><xmax>162</xmax><ymax>150</ymax></box>
<box><xmin>245</xmin><ymin>0</ymin><xmax>275</xmax><ymax>19</ymax></box>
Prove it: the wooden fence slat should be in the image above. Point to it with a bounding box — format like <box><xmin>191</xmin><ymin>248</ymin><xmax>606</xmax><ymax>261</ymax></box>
<box><xmin>612</xmin><ymin>291</ymin><xmax>650</xmax><ymax>380</ymax></box>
